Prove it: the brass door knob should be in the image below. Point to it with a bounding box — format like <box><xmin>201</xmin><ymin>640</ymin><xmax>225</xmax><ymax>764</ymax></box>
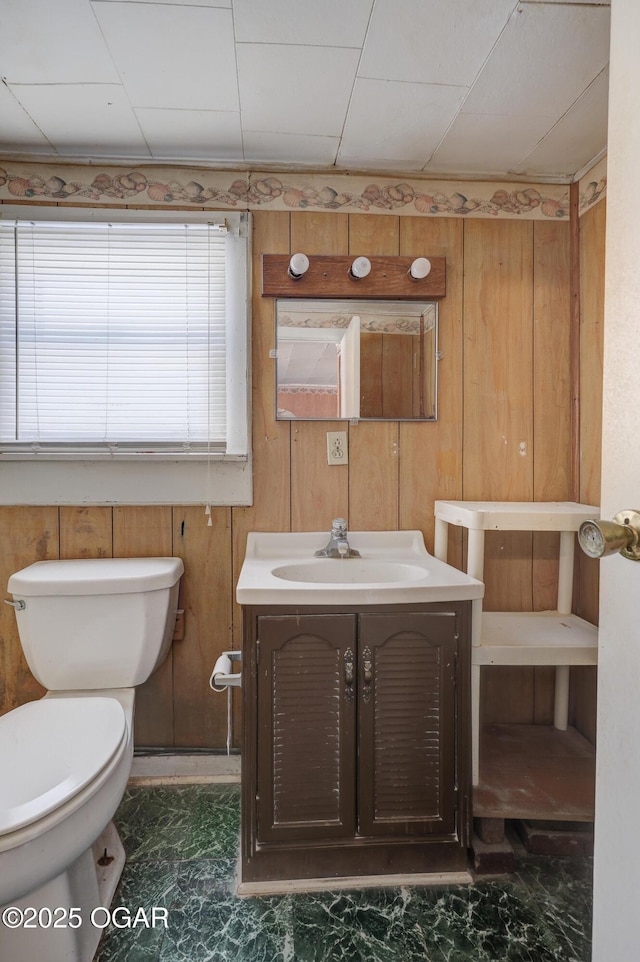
<box><xmin>579</xmin><ymin>510</ymin><xmax>640</xmax><ymax>561</ymax></box>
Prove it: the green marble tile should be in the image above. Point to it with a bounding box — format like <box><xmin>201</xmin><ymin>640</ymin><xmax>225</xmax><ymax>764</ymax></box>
<box><xmin>181</xmin><ymin>786</ymin><xmax>241</xmax><ymax>860</ymax></box>
<box><xmin>291</xmin><ymin>887</ymin><xmax>438</xmax><ymax>962</ymax></box>
<box><xmin>405</xmin><ymin>882</ymin><xmax>561</xmax><ymax>962</ymax></box>
<box><xmin>173</xmin><ymin>858</ymin><xmax>239</xmax><ymax>899</ymax></box>
<box><xmin>96</xmin><ymin>921</ymin><xmax>167</xmax><ymax>962</ymax></box>
<box><xmin>102</xmin><ymin>785</ymin><xmax>594</xmax><ymax>962</ymax></box>
<box><xmin>114</xmin><ymin>859</ymin><xmax>182</xmax><ymax>906</ymax></box>
<box><xmin>516</xmin><ymin>856</ymin><xmax>593</xmax><ymax>962</ymax></box>
<box><xmin>94</xmin><ymin>860</ymin><xmax>178</xmax><ymax>962</ymax></box>
<box><xmin>114</xmin><ymin>785</ymin><xmax>240</xmax><ymax>861</ymax></box>
<box><xmin>159</xmin><ymin>893</ymin><xmax>293</xmax><ymax>962</ymax></box>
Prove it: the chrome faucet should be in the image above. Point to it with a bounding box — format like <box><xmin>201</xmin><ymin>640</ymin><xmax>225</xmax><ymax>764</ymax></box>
<box><xmin>314</xmin><ymin>518</ymin><xmax>360</xmax><ymax>559</ymax></box>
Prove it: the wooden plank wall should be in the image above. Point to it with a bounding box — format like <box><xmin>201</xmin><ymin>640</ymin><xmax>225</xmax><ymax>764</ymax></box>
<box><xmin>0</xmin><ymin>206</ymin><xmax>601</xmax><ymax>750</ymax></box>
<box><xmin>359</xmin><ymin>332</ymin><xmax>425</xmax><ymax>418</ymax></box>
<box><xmin>464</xmin><ymin>219</ymin><xmax>572</xmax><ymax>726</ymax></box>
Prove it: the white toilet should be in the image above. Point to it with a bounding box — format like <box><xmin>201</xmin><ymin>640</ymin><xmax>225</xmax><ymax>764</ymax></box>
<box><xmin>0</xmin><ymin>556</ymin><xmax>184</xmax><ymax>962</ymax></box>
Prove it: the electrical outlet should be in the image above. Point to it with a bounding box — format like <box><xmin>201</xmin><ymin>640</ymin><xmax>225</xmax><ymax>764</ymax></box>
<box><xmin>327</xmin><ymin>431</ymin><xmax>348</xmax><ymax>465</ymax></box>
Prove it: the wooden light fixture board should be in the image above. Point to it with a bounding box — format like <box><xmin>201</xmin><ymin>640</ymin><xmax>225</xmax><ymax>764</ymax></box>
<box><xmin>262</xmin><ymin>255</ymin><xmax>446</xmax><ymax>300</ymax></box>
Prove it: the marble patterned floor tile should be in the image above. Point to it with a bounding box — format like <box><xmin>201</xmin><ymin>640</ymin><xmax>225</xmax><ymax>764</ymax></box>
<box><xmin>173</xmin><ymin>857</ymin><xmax>239</xmax><ymax>898</ymax></box>
<box><xmin>515</xmin><ymin>856</ymin><xmax>593</xmax><ymax>962</ymax></box>
<box><xmin>96</xmin><ymin>858</ymin><xmax>241</xmax><ymax>962</ymax></box>
<box><xmin>94</xmin><ymin>860</ymin><xmax>179</xmax><ymax>962</ymax></box>
<box><xmin>96</xmin><ymin>921</ymin><xmax>168</xmax><ymax>962</ymax></box>
<box><xmin>290</xmin><ymin>882</ymin><xmax>576</xmax><ymax>962</ymax></box>
<box><xmin>114</xmin><ymin>785</ymin><xmax>240</xmax><ymax>861</ymax></box>
<box><xmin>290</xmin><ymin>887</ymin><xmax>439</xmax><ymax>962</ymax></box>
<box><xmin>159</xmin><ymin>892</ymin><xmax>294</xmax><ymax>962</ymax></box>
<box><xmin>404</xmin><ymin>882</ymin><xmax>562</xmax><ymax>962</ymax></box>
<box><xmin>96</xmin><ymin>785</ymin><xmax>594</xmax><ymax>962</ymax></box>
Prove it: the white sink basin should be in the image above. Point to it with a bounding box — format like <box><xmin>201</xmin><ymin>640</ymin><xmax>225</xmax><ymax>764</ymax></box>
<box><xmin>237</xmin><ymin>530</ymin><xmax>484</xmax><ymax>605</ymax></box>
<box><xmin>272</xmin><ymin>560</ymin><xmax>429</xmax><ymax>584</ymax></box>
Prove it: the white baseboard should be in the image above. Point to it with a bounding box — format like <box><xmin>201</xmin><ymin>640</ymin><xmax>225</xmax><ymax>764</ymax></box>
<box><xmin>129</xmin><ymin>753</ymin><xmax>241</xmax><ymax>785</ymax></box>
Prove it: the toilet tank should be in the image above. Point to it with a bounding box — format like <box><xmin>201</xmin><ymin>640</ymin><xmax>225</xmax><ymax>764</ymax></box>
<box><xmin>7</xmin><ymin>557</ymin><xmax>184</xmax><ymax>691</ymax></box>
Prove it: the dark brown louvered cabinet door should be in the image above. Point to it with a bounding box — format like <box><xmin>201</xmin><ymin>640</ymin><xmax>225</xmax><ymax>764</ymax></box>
<box><xmin>357</xmin><ymin>611</ymin><xmax>457</xmax><ymax>837</ymax></box>
<box><xmin>242</xmin><ymin>601</ymin><xmax>471</xmax><ymax>883</ymax></box>
<box><xmin>255</xmin><ymin>614</ymin><xmax>357</xmax><ymax>842</ymax></box>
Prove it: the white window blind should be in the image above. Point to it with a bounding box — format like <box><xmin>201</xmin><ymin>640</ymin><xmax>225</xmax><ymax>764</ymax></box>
<box><xmin>0</xmin><ymin>217</ymin><xmax>246</xmax><ymax>457</ymax></box>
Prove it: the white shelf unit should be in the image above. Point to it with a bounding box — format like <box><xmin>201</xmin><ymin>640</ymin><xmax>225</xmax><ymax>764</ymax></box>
<box><xmin>433</xmin><ymin>501</ymin><xmax>599</xmax><ymax>786</ymax></box>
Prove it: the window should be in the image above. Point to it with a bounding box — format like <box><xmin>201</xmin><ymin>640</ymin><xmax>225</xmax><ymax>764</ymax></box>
<box><xmin>0</xmin><ymin>208</ymin><xmax>251</xmax><ymax>506</ymax></box>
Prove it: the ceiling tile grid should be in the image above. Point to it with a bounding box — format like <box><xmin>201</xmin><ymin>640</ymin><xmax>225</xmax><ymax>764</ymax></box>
<box><xmin>0</xmin><ymin>0</ymin><xmax>611</xmax><ymax>182</ymax></box>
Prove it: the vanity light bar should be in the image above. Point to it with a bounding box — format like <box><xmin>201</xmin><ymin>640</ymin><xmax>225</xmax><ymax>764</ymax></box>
<box><xmin>262</xmin><ymin>254</ymin><xmax>446</xmax><ymax>300</ymax></box>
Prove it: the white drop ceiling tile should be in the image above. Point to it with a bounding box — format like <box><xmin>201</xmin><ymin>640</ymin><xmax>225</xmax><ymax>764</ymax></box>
<box><xmin>93</xmin><ymin>2</ymin><xmax>239</xmax><ymax>111</ymax></box>
<box><xmin>425</xmin><ymin>111</ymin><xmax>554</xmax><ymax>175</ymax></box>
<box><xmin>0</xmin><ymin>0</ymin><xmax>119</xmax><ymax>84</ymax></box>
<box><xmin>358</xmin><ymin>0</ymin><xmax>517</xmax><ymax>87</ymax></box>
<box><xmin>0</xmin><ymin>83</ymin><xmax>54</xmax><ymax>153</ymax></box>
<box><xmin>237</xmin><ymin>44</ymin><xmax>359</xmax><ymax>137</ymax></box>
<box><xmin>526</xmin><ymin>0</ymin><xmax>608</xmax><ymax>4</ymax></box>
<box><xmin>337</xmin><ymin>78</ymin><xmax>466</xmax><ymax>170</ymax></box>
<box><xmin>98</xmin><ymin>0</ymin><xmax>231</xmax><ymax>4</ymax></box>
<box><xmin>512</xmin><ymin>69</ymin><xmax>609</xmax><ymax>179</ymax></box>
<box><xmin>462</xmin><ymin>2</ymin><xmax>610</xmax><ymax>119</ymax></box>
<box><xmin>136</xmin><ymin>108</ymin><xmax>242</xmax><ymax>160</ymax></box>
<box><xmin>233</xmin><ymin>0</ymin><xmax>372</xmax><ymax>46</ymax></box>
<box><xmin>7</xmin><ymin>84</ymin><xmax>150</xmax><ymax>157</ymax></box>
<box><xmin>243</xmin><ymin>130</ymin><xmax>339</xmax><ymax>165</ymax></box>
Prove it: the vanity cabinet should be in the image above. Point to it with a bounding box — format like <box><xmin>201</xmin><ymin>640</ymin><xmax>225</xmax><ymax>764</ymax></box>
<box><xmin>241</xmin><ymin>602</ymin><xmax>471</xmax><ymax>884</ymax></box>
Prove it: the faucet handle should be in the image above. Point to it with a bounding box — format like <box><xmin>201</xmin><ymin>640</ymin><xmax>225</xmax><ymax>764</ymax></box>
<box><xmin>332</xmin><ymin>518</ymin><xmax>347</xmax><ymax>533</ymax></box>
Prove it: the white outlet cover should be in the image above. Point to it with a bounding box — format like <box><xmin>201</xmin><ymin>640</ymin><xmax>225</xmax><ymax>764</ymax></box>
<box><xmin>327</xmin><ymin>431</ymin><xmax>348</xmax><ymax>465</ymax></box>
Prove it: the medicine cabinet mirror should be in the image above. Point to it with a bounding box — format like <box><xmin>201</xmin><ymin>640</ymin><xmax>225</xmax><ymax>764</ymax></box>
<box><xmin>275</xmin><ymin>299</ymin><xmax>438</xmax><ymax>421</ymax></box>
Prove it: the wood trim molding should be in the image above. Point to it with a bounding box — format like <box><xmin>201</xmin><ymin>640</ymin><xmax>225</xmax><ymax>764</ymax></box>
<box><xmin>262</xmin><ymin>255</ymin><xmax>446</xmax><ymax>299</ymax></box>
<box><xmin>570</xmin><ymin>181</ymin><xmax>581</xmax><ymax>503</ymax></box>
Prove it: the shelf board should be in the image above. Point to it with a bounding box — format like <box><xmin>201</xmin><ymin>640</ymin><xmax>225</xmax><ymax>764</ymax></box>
<box><xmin>475</xmin><ymin>611</ymin><xmax>598</xmax><ymax>666</ymax></box>
<box><xmin>473</xmin><ymin>723</ymin><xmax>595</xmax><ymax>822</ymax></box>
<box><xmin>434</xmin><ymin>500</ymin><xmax>599</xmax><ymax>532</ymax></box>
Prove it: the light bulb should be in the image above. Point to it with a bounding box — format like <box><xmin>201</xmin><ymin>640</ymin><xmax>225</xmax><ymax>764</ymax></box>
<box><xmin>288</xmin><ymin>253</ymin><xmax>309</xmax><ymax>279</ymax></box>
<box><xmin>409</xmin><ymin>257</ymin><xmax>431</xmax><ymax>280</ymax></box>
<box><xmin>350</xmin><ymin>256</ymin><xmax>371</xmax><ymax>279</ymax></box>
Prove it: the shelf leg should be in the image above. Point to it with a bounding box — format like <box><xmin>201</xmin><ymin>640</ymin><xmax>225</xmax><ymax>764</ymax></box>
<box><xmin>467</xmin><ymin>529</ymin><xmax>485</xmax><ymax>581</ymax></box>
<box><xmin>553</xmin><ymin>665</ymin><xmax>571</xmax><ymax>730</ymax></box>
<box><xmin>557</xmin><ymin>531</ymin><xmax>575</xmax><ymax>614</ymax></box>
<box><xmin>434</xmin><ymin>518</ymin><xmax>448</xmax><ymax>561</ymax></box>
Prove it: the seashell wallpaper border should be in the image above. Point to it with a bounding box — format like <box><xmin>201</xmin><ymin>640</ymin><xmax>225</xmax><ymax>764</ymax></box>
<box><xmin>278</xmin><ymin>311</ymin><xmax>427</xmax><ymax>336</ymax></box>
<box><xmin>0</xmin><ymin>159</ymin><xmax>606</xmax><ymax>219</ymax></box>
<box><xmin>577</xmin><ymin>155</ymin><xmax>607</xmax><ymax>215</ymax></box>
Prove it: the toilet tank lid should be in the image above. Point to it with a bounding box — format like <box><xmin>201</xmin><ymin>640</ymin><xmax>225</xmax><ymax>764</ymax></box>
<box><xmin>8</xmin><ymin>557</ymin><xmax>184</xmax><ymax>596</ymax></box>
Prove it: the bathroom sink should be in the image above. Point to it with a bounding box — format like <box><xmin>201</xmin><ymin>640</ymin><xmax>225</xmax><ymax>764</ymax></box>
<box><xmin>236</xmin><ymin>530</ymin><xmax>484</xmax><ymax>605</ymax></box>
<box><xmin>271</xmin><ymin>559</ymin><xmax>429</xmax><ymax>584</ymax></box>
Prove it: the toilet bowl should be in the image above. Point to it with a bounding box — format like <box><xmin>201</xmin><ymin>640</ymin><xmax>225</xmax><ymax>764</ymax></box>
<box><xmin>0</xmin><ymin>557</ymin><xmax>183</xmax><ymax>962</ymax></box>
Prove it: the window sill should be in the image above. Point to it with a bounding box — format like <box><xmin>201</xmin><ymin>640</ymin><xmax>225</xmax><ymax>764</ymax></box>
<box><xmin>0</xmin><ymin>455</ymin><xmax>253</xmax><ymax>506</ymax></box>
<box><xmin>0</xmin><ymin>449</ymin><xmax>247</xmax><ymax>461</ymax></box>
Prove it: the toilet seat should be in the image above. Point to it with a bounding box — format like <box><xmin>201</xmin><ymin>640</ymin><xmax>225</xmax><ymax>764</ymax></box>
<box><xmin>0</xmin><ymin>697</ymin><xmax>127</xmax><ymax>836</ymax></box>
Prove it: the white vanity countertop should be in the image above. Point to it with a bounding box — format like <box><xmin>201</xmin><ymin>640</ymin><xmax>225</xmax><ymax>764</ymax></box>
<box><xmin>236</xmin><ymin>530</ymin><xmax>484</xmax><ymax>606</ymax></box>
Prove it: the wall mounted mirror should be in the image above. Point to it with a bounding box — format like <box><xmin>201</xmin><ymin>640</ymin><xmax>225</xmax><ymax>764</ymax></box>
<box><xmin>275</xmin><ymin>299</ymin><xmax>438</xmax><ymax>421</ymax></box>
